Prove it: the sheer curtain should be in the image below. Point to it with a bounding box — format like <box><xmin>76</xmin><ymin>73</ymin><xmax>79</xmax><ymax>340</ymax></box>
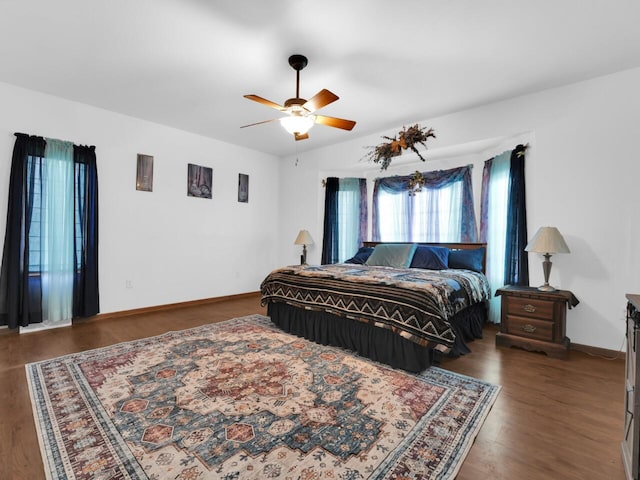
<box><xmin>481</xmin><ymin>151</ymin><xmax>510</xmax><ymax>324</ymax></box>
<box><xmin>372</xmin><ymin>165</ymin><xmax>477</xmax><ymax>242</ymax></box>
<box><xmin>377</xmin><ymin>191</ymin><xmax>410</xmax><ymax>241</ymax></box>
<box><xmin>41</xmin><ymin>139</ymin><xmax>75</xmax><ymax>325</ymax></box>
<box><xmin>412</xmin><ymin>181</ymin><xmax>462</xmax><ymax>241</ymax></box>
<box><xmin>337</xmin><ymin>178</ymin><xmax>362</xmax><ymax>261</ymax></box>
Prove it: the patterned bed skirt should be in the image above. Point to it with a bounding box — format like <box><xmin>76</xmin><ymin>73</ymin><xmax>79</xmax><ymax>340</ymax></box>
<box><xmin>267</xmin><ymin>301</ymin><xmax>487</xmax><ymax>372</ymax></box>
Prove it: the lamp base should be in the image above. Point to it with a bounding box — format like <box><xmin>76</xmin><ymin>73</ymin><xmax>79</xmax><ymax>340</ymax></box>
<box><xmin>537</xmin><ymin>284</ymin><xmax>557</xmax><ymax>292</ymax></box>
<box><xmin>538</xmin><ymin>254</ymin><xmax>557</xmax><ymax>292</ymax></box>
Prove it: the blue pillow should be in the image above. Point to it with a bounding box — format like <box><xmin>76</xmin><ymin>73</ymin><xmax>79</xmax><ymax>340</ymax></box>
<box><xmin>448</xmin><ymin>247</ymin><xmax>485</xmax><ymax>272</ymax></box>
<box><xmin>344</xmin><ymin>247</ymin><xmax>374</xmax><ymax>264</ymax></box>
<box><xmin>410</xmin><ymin>246</ymin><xmax>450</xmax><ymax>270</ymax></box>
<box><xmin>365</xmin><ymin>243</ymin><xmax>417</xmax><ymax>268</ymax></box>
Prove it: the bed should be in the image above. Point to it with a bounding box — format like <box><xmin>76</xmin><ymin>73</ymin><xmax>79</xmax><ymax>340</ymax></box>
<box><xmin>260</xmin><ymin>242</ymin><xmax>490</xmax><ymax>372</ymax></box>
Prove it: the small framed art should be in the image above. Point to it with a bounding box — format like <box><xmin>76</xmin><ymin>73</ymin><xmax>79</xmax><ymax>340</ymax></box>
<box><xmin>238</xmin><ymin>173</ymin><xmax>249</xmax><ymax>203</ymax></box>
<box><xmin>187</xmin><ymin>163</ymin><xmax>213</xmax><ymax>199</ymax></box>
<box><xmin>136</xmin><ymin>154</ymin><xmax>153</xmax><ymax>192</ymax></box>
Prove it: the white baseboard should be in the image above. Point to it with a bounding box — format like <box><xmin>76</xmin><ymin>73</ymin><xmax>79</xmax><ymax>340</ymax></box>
<box><xmin>19</xmin><ymin>320</ymin><xmax>72</xmax><ymax>334</ymax></box>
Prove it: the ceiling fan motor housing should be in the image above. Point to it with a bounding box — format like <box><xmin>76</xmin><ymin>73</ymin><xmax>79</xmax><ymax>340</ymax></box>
<box><xmin>284</xmin><ymin>97</ymin><xmax>307</xmax><ymax>110</ymax></box>
<box><xmin>288</xmin><ymin>54</ymin><xmax>308</xmax><ymax>71</ymax></box>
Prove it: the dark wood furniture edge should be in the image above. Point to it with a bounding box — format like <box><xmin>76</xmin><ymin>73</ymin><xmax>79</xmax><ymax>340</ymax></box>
<box><xmin>623</xmin><ymin>293</ymin><xmax>640</xmax><ymax>480</ymax></box>
<box><xmin>362</xmin><ymin>241</ymin><xmax>488</xmax><ymax>273</ymax></box>
<box><xmin>496</xmin><ymin>332</ymin><xmax>570</xmax><ymax>359</ymax></box>
<box><xmin>496</xmin><ymin>285</ymin><xmax>579</xmax><ymax>308</ymax></box>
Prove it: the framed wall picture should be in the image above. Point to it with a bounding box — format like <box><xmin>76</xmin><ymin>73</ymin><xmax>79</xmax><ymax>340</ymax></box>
<box><xmin>187</xmin><ymin>163</ymin><xmax>213</xmax><ymax>199</ymax></box>
<box><xmin>238</xmin><ymin>173</ymin><xmax>249</xmax><ymax>203</ymax></box>
<box><xmin>136</xmin><ymin>154</ymin><xmax>154</xmax><ymax>192</ymax></box>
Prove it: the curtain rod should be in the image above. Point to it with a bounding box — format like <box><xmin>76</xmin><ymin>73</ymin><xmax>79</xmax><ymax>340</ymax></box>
<box><xmin>14</xmin><ymin>132</ymin><xmax>95</xmax><ymax>149</ymax></box>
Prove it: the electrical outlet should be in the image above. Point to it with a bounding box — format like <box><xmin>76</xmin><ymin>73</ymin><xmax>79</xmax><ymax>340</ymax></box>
<box><xmin>125</xmin><ymin>280</ymin><xmax>133</xmax><ymax>289</ymax></box>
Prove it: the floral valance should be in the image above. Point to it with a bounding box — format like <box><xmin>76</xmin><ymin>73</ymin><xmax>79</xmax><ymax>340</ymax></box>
<box><xmin>375</xmin><ymin>164</ymin><xmax>473</xmax><ymax>192</ymax></box>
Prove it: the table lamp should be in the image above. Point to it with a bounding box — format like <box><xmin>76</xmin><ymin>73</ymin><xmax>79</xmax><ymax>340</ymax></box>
<box><xmin>525</xmin><ymin>226</ymin><xmax>570</xmax><ymax>291</ymax></box>
<box><xmin>294</xmin><ymin>229</ymin><xmax>314</xmax><ymax>265</ymax></box>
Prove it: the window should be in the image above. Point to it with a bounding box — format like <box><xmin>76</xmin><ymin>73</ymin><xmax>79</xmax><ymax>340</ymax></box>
<box><xmin>377</xmin><ymin>181</ymin><xmax>464</xmax><ymax>242</ymax></box>
<box><xmin>0</xmin><ymin>134</ymin><xmax>99</xmax><ymax>329</ymax></box>
<box><xmin>337</xmin><ymin>184</ymin><xmax>363</xmax><ymax>260</ymax></box>
<box><xmin>26</xmin><ymin>156</ymin><xmax>86</xmax><ymax>273</ymax></box>
<box><xmin>373</xmin><ymin>165</ymin><xmax>477</xmax><ymax>243</ymax></box>
<box><xmin>27</xmin><ymin>155</ymin><xmax>44</xmax><ymax>273</ymax></box>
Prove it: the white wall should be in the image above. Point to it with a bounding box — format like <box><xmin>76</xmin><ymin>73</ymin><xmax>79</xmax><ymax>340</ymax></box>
<box><xmin>2</xmin><ymin>66</ymin><xmax>638</xmax><ymax>351</ymax></box>
<box><xmin>0</xmin><ymin>82</ymin><xmax>281</xmax><ymax>314</ymax></box>
<box><xmin>279</xmin><ymin>67</ymin><xmax>640</xmax><ymax>351</ymax></box>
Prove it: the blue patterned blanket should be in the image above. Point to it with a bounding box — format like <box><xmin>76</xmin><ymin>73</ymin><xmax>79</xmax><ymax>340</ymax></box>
<box><xmin>260</xmin><ymin>264</ymin><xmax>490</xmax><ymax>347</ymax></box>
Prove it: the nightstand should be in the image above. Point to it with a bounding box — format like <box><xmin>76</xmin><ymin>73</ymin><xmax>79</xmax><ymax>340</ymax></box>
<box><xmin>495</xmin><ymin>285</ymin><xmax>579</xmax><ymax>359</ymax></box>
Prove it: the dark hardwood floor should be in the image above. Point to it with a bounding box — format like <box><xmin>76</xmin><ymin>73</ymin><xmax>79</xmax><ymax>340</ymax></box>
<box><xmin>0</xmin><ymin>293</ymin><xmax>625</xmax><ymax>479</ymax></box>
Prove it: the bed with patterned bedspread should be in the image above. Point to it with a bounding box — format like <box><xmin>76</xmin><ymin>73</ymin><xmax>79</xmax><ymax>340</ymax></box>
<box><xmin>260</xmin><ymin>251</ymin><xmax>490</xmax><ymax>371</ymax></box>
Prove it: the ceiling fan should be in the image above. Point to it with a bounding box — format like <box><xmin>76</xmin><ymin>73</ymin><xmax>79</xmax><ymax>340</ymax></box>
<box><xmin>241</xmin><ymin>54</ymin><xmax>356</xmax><ymax>141</ymax></box>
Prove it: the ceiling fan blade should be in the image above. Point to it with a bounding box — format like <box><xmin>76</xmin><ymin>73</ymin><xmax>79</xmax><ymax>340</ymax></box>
<box><xmin>294</xmin><ymin>132</ymin><xmax>309</xmax><ymax>141</ymax></box>
<box><xmin>244</xmin><ymin>95</ymin><xmax>285</xmax><ymax>111</ymax></box>
<box><xmin>303</xmin><ymin>89</ymin><xmax>339</xmax><ymax>113</ymax></box>
<box><xmin>240</xmin><ymin>118</ymin><xmax>278</xmax><ymax>128</ymax></box>
<box><xmin>314</xmin><ymin>115</ymin><xmax>356</xmax><ymax>131</ymax></box>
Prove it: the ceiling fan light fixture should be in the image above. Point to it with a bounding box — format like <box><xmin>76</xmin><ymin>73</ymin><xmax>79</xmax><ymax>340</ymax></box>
<box><xmin>280</xmin><ymin>114</ymin><xmax>315</xmax><ymax>135</ymax></box>
<box><xmin>242</xmin><ymin>54</ymin><xmax>355</xmax><ymax>141</ymax></box>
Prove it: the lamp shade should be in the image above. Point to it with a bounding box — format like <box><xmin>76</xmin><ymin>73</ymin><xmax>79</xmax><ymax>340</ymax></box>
<box><xmin>525</xmin><ymin>227</ymin><xmax>570</xmax><ymax>254</ymax></box>
<box><xmin>280</xmin><ymin>115</ymin><xmax>315</xmax><ymax>135</ymax></box>
<box><xmin>294</xmin><ymin>229</ymin><xmax>314</xmax><ymax>246</ymax></box>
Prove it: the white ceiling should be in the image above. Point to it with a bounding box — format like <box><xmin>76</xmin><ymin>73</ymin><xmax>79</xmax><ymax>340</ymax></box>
<box><xmin>1</xmin><ymin>0</ymin><xmax>639</xmax><ymax>157</ymax></box>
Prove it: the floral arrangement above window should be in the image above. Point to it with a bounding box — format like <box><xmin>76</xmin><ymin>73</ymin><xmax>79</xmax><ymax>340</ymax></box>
<box><xmin>364</xmin><ymin>124</ymin><xmax>436</xmax><ymax>170</ymax></box>
<box><xmin>408</xmin><ymin>171</ymin><xmax>425</xmax><ymax>196</ymax></box>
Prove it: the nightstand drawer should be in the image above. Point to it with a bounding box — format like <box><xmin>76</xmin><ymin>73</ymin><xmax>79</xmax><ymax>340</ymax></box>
<box><xmin>505</xmin><ymin>315</ymin><xmax>554</xmax><ymax>342</ymax></box>
<box><xmin>504</xmin><ymin>296</ymin><xmax>554</xmax><ymax>320</ymax></box>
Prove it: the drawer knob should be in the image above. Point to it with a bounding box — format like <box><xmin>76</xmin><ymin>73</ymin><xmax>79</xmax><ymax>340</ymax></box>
<box><xmin>523</xmin><ymin>304</ymin><xmax>536</xmax><ymax>313</ymax></box>
<box><xmin>523</xmin><ymin>324</ymin><xmax>537</xmax><ymax>333</ymax></box>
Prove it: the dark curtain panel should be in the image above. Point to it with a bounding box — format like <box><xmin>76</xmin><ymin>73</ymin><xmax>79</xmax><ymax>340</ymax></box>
<box><xmin>0</xmin><ymin>134</ymin><xmax>46</xmax><ymax>328</ymax></box>
<box><xmin>455</xmin><ymin>166</ymin><xmax>478</xmax><ymax>242</ymax></box>
<box><xmin>358</xmin><ymin>178</ymin><xmax>368</xmax><ymax>245</ymax></box>
<box><xmin>371</xmin><ymin>179</ymin><xmax>382</xmax><ymax>241</ymax></box>
<box><xmin>479</xmin><ymin>158</ymin><xmax>493</xmax><ymax>243</ymax></box>
<box><xmin>73</xmin><ymin>145</ymin><xmax>100</xmax><ymax>317</ymax></box>
<box><xmin>321</xmin><ymin>177</ymin><xmax>339</xmax><ymax>264</ymax></box>
<box><xmin>504</xmin><ymin>144</ymin><xmax>529</xmax><ymax>285</ymax></box>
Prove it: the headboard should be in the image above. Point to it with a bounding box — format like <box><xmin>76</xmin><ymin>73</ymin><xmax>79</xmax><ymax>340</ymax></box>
<box><xmin>362</xmin><ymin>241</ymin><xmax>487</xmax><ymax>274</ymax></box>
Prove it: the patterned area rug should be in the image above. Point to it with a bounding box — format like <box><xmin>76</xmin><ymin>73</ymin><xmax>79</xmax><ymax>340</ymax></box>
<box><xmin>27</xmin><ymin>314</ymin><xmax>500</xmax><ymax>480</ymax></box>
